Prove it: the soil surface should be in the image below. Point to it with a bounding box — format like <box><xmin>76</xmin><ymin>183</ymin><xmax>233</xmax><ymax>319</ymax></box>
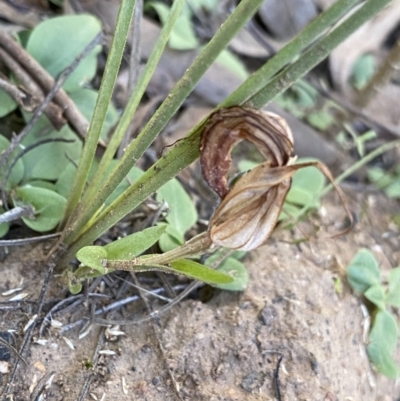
<box><xmin>1</xmin><ymin>187</ymin><xmax>400</xmax><ymax>401</ymax></box>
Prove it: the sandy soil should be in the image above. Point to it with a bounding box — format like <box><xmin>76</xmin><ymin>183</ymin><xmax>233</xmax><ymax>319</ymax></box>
<box><xmin>1</xmin><ymin>187</ymin><xmax>400</xmax><ymax>401</ymax></box>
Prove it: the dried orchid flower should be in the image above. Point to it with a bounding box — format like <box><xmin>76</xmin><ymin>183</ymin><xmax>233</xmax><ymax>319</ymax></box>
<box><xmin>200</xmin><ymin>106</ymin><xmax>352</xmax><ymax>251</ymax></box>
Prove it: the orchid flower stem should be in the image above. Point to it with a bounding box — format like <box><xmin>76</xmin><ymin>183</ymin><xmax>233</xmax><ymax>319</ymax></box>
<box><xmin>106</xmin><ymin>232</ymin><xmax>213</xmax><ymax>271</ymax></box>
<box><xmin>137</xmin><ymin>232</ymin><xmax>213</xmax><ymax>265</ymax></box>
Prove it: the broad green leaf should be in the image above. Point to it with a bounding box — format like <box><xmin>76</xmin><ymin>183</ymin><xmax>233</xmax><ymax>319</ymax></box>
<box><xmin>0</xmin><ymin>207</ymin><xmax>10</xmax><ymax>238</ymax></box>
<box><xmin>0</xmin><ymin>89</ymin><xmax>17</xmax><ymax>118</ymax></box>
<box><xmin>156</xmin><ymin>178</ymin><xmax>197</xmax><ymax>236</ymax></box>
<box><xmin>27</xmin><ymin>180</ymin><xmax>57</xmax><ymax>191</ymax></box>
<box><xmin>386</xmin><ymin>267</ymin><xmax>400</xmax><ymax>308</ymax></box>
<box><xmin>105</xmin><ymin>225</ymin><xmax>166</xmax><ymax>260</ymax></box>
<box><xmin>213</xmin><ymin>257</ymin><xmax>248</xmax><ymax>291</ymax></box>
<box><xmin>158</xmin><ymin>224</ymin><xmax>184</xmax><ymax>252</ymax></box>
<box><xmin>385</xmin><ymin>180</ymin><xmax>400</xmax><ymax>199</ymax></box>
<box><xmin>291</xmin><ymin>162</ymin><xmax>326</xmax><ymax>195</ymax></box>
<box><xmin>76</xmin><ymin>245</ymin><xmax>108</xmax><ymax>274</ymax></box>
<box><xmin>55</xmin><ymin>163</ymin><xmax>77</xmax><ymax>198</ymax></box>
<box><xmin>74</xmin><ymin>265</ymin><xmax>113</xmax><ymax>280</ymax></box>
<box><xmin>285</xmin><ymin>186</ymin><xmax>316</xmax><ymax>207</ymax></box>
<box><xmin>0</xmin><ymin>135</ymin><xmax>24</xmax><ymax>190</ymax></box>
<box><xmin>366</xmin><ymin>167</ymin><xmax>394</xmax><ymax>190</ymax></box>
<box><xmin>21</xmin><ymin>118</ymin><xmax>82</xmax><ymax>181</ymax></box>
<box><xmin>13</xmin><ymin>186</ymin><xmax>66</xmax><ymax>232</ymax></box>
<box><xmin>169</xmin><ymin>259</ymin><xmax>233</xmax><ymax>285</ymax></box>
<box><xmin>364</xmin><ymin>284</ymin><xmax>386</xmax><ymax>310</ymax></box>
<box><xmin>367</xmin><ymin>310</ymin><xmax>399</xmax><ymax>378</ymax></box>
<box><xmin>346</xmin><ymin>249</ymin><xmax>381</xmax><ymax>294</ymax></box>
<box><xmin>67</xmin><ymin>271</ymin><xmax>82</xmax><ymax>294</ymax></box>
<box><xmin>279</xmin><ymin>203</ymin><xmax>302</xmax><ymax>221</ymax></box>
<box><xmin>69</xmin><ymin>89</ymin><xmax>119</xmax><ymax>142</ymax></box>
<box><xmin>350</xmin><ymin>54</ymin><xmax>376</xmax><ymax>90</ymax></box>
<box><xmin>306</xmin><ymin>110</ymin><xmax>335</xmax><ymax>130</ymax></box>
<box><xmin>26</xmin><ymin>15</ymin><xmax>102</xmax><ymax>92</ymax></box>
<box><xmin>205</xmin><ymin>248</ymin><xmax>247</xmax><ymax>266</ymax></box>
<box><xmin>149</xmin><ymin>2</ymin><xmax>199</xmax><ymax>50</ymax></box>
<box><xmin>216</xmin><ymin>49</ymin><xmax>249</xmax><ymax>80</ymax></box>
<box><xmin>292</xmin><ymin>80</ymin><xmax>318</xmax><ymax>107</ymax></box>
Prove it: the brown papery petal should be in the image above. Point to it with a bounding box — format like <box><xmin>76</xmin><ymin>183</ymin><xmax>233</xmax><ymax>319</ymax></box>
<box><xmin>209</xmin><ymin>162</ymin><xmax>295</xmax><ymax>251</ymax></box>
<box><xmin>200</xmin><ymin>106</ymin><xmax>294</xmax><ymax>198</ymax></box>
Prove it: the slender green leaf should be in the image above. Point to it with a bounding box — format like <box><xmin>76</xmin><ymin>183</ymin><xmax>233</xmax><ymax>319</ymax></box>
<box><xmin>81</xmin><ymin>0</ymin><xmax>186</xmax><ymax>207</ymax></box>
<box><xmin>61</xmin><ymin>0</ymin><xmax>136</xmax><ymax>226</ymax></box>
<box><xmin>13</xmin><ymin>186</ymin><xmax>66</xmax><ymax>232</ymax></box>
<box><xmin>106</xmin><ymin>166</ymin><xmax>144</xmax><ymax>206</ymax></box>
<box><xmin>367</xmin><ymin>310</ymin><xmax>399</xmax><ymax>378</ymax></box>
<box><xmin>105</xmin><ymin>225</ymin><xmax>166</xmax><ymax>260</ymax></box>
<box><xmin>169</xmin><ymin>259</ymin><xmax>233</xmax><ymax>285</ymax></box>
<box><xmin>347</xmin><ymin>249</ymin><xmax>381</xmax><ymax>293</ymax></box>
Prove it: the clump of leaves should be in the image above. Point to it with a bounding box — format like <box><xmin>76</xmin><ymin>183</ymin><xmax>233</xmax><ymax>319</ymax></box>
<box><xmin>367</xmin><ymin>166</ymin><xmax>400</xmax><ymax>199</ymax></box>
<box><xmin>0</xmin><ymin>15</ymin><xmax>118</xmax><ymax>236</ymax></box>
<box><xmin>147</xmin><ymin>0</ymin><xmax>249</xmax><ymax>79</ymax></box>
<box><xmin>347</xmin><ymin>249</ymin><xmax>400</xmax><ymax>378</ymax></box>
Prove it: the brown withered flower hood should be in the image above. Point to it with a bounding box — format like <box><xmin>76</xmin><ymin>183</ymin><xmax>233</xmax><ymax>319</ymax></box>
<box><xmin>200</xmin><ymin>106</ymin><xmax>351</xmax><ymax>251</ymax></box>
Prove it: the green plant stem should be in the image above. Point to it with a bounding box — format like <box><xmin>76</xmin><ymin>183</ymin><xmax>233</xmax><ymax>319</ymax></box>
<box><xmin>82</xmin><ymin>0</ymin><xmax>186</xmax><ymax>205</ymax></box>
<box><xmin>106</xmin><ymin>232</ymin><xmax>212</xmax><ymax>269</ymax></box>
<box><xmin>63</xmin><ymin>0</ymin><xmax>266</xmax><ymax>245</ymax></box>
<box><xmin>60</xmin><ymin>0</ymin><xmax>136</xmax><ymax>227</ymax></box>
<box><xmin>221</xmin><ymin>0</ymin><xmax>363</xmax><ymax>107</ymax></box>
<box><xmin>321</xmin><ymin>140</ymin><xmax>400</xmax><ymax>196</ymax></box>
<box><xmin>246</xmin><ymin>0</ymin><xmax>393</xmax><ymax>108</ymax></box>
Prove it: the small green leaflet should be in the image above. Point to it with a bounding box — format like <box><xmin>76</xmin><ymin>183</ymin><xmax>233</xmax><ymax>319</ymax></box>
<box><xmin>367</xmin><ymin>310</ymin><xmax>399</xmax><ymax>378</ymax></box>
<box><xmin>346</xmin><ymin>249</ymin><xmax>381</xmax><ymax>294</ymax></box>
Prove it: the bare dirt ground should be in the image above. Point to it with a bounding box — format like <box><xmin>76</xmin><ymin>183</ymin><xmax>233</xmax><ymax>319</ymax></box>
<box><xmin>1</xmin><ymin>1</ymin><xmax>400</xmax><ymax>400</ymax></box>
<box><xmin>1</xmin><ymin>187</ymin><xmax>400</xmax><ymax>401</ymax></box>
